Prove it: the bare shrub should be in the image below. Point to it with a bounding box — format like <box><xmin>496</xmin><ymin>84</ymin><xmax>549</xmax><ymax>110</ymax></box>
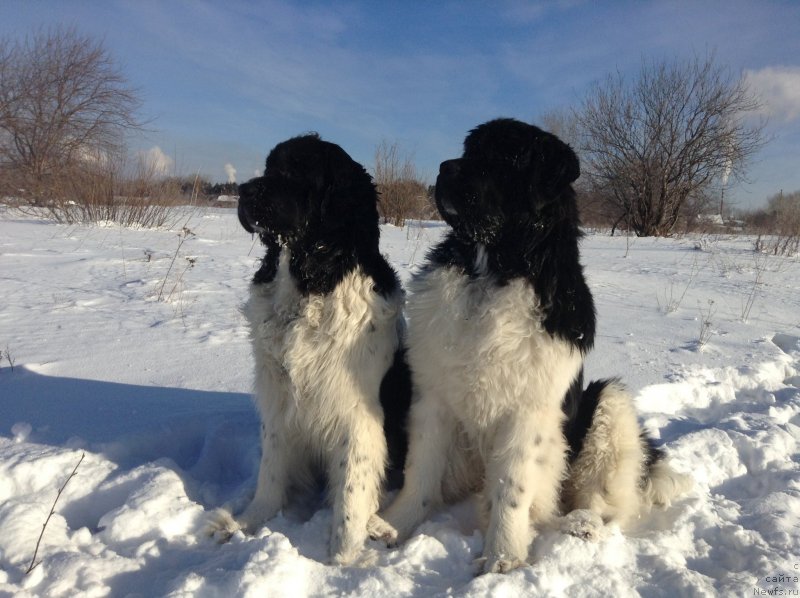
<box><xmin>741</xmin><ymin>252</ymin><xmax>768</xmax><ymax>323</ymax></box>
<box><xmin>751</xmin><ymin>191</ymin><xmax>800</xmax><ymax>256</ymax></box>
<box><xmin>373</xmin><ymin>140</ymin><xmax>433</xmax><ymax>226</ymax></box>
<box><xmin>0</xmin><ymin>26</ymin><xmax>152</xmax><ymax>223</ymax></box>
<box><xmin>575</xmin><ymin>54</ymin><xmax>765</xmax><ymax>237</ymax></box>
<box><xmin>26</xmin><ymin>452</ymin><xmax>85</xmax><ymax>575</ymax></box>
<box><xmin>656</xmin><ymin>255</ymin><xmax>701</xmax><ymax>313</ymax></box>
<box><xmin>697</xmin><ymin>299</ymin><xmax>716</xmax><ymax>349</ymax></box>
<box><xmin>17</xmin><ymin>151</ymin><xmax>188</xmax><ymax>228</ymax></box>
<box><xmin>157</xmin><ymin>226</ymin><xmax>196</xmax><ymax>302</ymax></box>
<box><xmin>1</xmin><ymin>345</ymin><xmax>15</xmax><ymax>371</ymax></box>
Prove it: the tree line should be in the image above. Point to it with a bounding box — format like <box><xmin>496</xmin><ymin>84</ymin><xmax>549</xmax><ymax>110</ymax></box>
<box><xmin>1</xmin><ymin>26</ymin><xmax>796</xmax><ymax>251</ymax></box>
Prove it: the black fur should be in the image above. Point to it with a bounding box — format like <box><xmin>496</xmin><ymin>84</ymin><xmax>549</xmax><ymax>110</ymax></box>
<box><xmin>564</xmin><ymin>377</ymin><xmax>610</xmax><ymax>464</ymax></box>
<box><xmin>379</xmin><ymin>349</ymin><xmax>412</xmax><ymax>489</ymax></box>
<box><xmin>238</xmin><ymin>133</ymin><xmax>410</xmax><ymax>481</ymax></box>
<box><xmin>238</xmin><ymin>133</ymin><xmax>399</xmax><ymax>297</ymax></box>
<box><xmin>563</xmin><ymin>372</ymin><xmax>589</xmax><ymax>461</ymax></box>
<box><xmin>642</xmin><ymin>434</ymin><xmax>666</xmax><ymax>484</ymax></box>
<box><xmin>252</xmin><ymin>234</ymin><xmax>280</xmax><ymax>284</ymax></box>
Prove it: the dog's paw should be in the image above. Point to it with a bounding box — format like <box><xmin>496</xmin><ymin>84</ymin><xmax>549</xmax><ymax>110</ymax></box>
<box><xmin>235</xmin><ymin>501</ymin><xmax>281</xmax><ymax>536</ymax></box>
<box><xmin>330</xmin><ymin>549</ymin><xmax>359</xmax><ymax>567</ymax></box>
<box><xmin>330</xmin><ymin>546</ymin><xmax>379</xmax><ymax>568</ymax></box>
<box><xmin>473</xmin><ymin>554</ymin><xmax>525</xmax><ymax>575</ymax></box>
<box><xmin>329</xmin><ymin>523</ymin><xmax>368</xmax><ymax>567</ymax></box>
<box><xmin>367</xmin><ymin>513</ymin><xmax>399</xmax><ymax>546</ymax></box>
<box><xmin>329</xmin><ymin>537</ymin><xmax>366</xmax><ymax>567</ymax></box>
<box><xmin>560</xmin><ymin>509</ymin><xmax>606</xmax><ymax>542</ymax></box>
<box><xmin>204</xmin><ymin>508</ymin><xmax>242</xmax><ymax>543</ymax></box>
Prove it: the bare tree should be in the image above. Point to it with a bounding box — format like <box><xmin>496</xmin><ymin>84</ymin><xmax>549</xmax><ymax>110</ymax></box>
<box><xmin>575</xmin><ymin>55</ymin><xmax>765</xmax><ymax>236</ymax></box>
<box><xmin>539</xmin><ymin>107</ymin><xmax>582</xmax><ymax>150</ymax></box>
<box><xmin>373</xmin><ymin>140</ymin><xmax>432</xmax><ymax>226</ymax></box>
<box><xmin>0</xmin><ymin>27</ymin><xmax>144</xmax><ymax>198</ymax></box>
<box><xmin>538</xmin><ymin>108</ymin><xmax>615</xmax><ymax>228</ymax></box>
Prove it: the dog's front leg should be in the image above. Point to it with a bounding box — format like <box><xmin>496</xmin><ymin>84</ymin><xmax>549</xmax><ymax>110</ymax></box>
<box><xmin>328</xmin><ymin>411</ymin><xmax>387</xmax><ymax>566</ymax></box>
<box><xmin>480</xmin><ymin>414</ymin><xmax>566</xmax><ymax>574</ymax></box>
<box><xmin>378</xmin><ymin>396</ymin><xmax>455</xmax><ymax>545</ymax></box>
<box><xmin>237</xmin><ymin>416</ymin><xmax>291</xmax><ymax>534</ymax></box>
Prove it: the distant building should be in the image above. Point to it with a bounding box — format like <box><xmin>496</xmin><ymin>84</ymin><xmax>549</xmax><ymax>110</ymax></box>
<box><xmin>697</xmin><ymin>213</ymin><xmax>724</xmax><ymax>226</ymax></box>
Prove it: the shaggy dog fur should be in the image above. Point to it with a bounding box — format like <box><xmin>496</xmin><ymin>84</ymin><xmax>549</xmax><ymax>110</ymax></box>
<box><xmin>373</xmin><ymin>119</ymin><xmax>689</xmax><ymax>574</ymax></box>
<box><xmin>210</xmin><ymin>134</ymin><xmax>411</xmax><ymax>565</ymax></box>
<box><xmin>560</xmin><ymin>378</ymin><xmax>690</xmax><ymax>541</ymax></box>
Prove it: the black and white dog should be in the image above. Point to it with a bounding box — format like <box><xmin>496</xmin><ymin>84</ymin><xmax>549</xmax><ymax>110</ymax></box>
<box><xmin>212</xmin><ymin>134</ymin><xmax>410</xmax><ymax>565</ymax></box>
<box><xmin>374</xmin><ymin>119</ymin><xmax>689</xmax><ymax>574</ymax></box>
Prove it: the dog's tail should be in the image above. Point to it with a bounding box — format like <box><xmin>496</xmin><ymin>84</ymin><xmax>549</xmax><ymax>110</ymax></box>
<box><xmin>640</xmin><ymin>437</ymin><xmax>694</xmax><ymax>508</ymax></box>
<box><xmin>594</xmin><ymin>379</ymin><xmax>694</xmax><ymax>509</ymax></box>
<box><xmin>563</xmin><ymin>378</ymin><xmax>692</xmax><ymax>527</ymax></box>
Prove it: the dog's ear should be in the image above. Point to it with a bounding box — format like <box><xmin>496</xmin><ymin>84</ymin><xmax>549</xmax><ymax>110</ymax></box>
<box><xmin>320</xmin><ymin>177</ymin><xmax>341</xmax><ymax>222</ymax></box>
<box><xmin>537</xmin><ymin>134</ymin><xmax>580</xmax><ymax>190</ymax></box>
<box><xmin>320</xmin><ymin>149</ymin><xmax>351</xmax><ymax>221</ymax></box>
<box><xmin>320</xmin><ymin>149</ymin><xmax>377</xmax><ymax>225</ymax></box>
<box><xmin>237</xmin><ymin>178</ymin><xmax>259</xmax><ymax>233</ymax></box>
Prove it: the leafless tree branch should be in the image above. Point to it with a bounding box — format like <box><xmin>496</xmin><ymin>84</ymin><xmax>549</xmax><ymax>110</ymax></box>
<box><xmin>0</xmin><ymin>26</ymin><xmax>145</xmax><ymax>201</ymax></box>
<box><xmin>373</xmin><ymin>140</ymin><xmax>433</xmax><ymax>226</ymax></box>
<box><xmin>574</xmin><ymin>54</ymin><xmax>765</xmax><ymax>236</ymax></box>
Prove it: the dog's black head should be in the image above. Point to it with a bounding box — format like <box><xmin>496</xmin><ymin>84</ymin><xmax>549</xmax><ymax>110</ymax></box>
<box><xmin>238</xmin><ymin>134</ymin><xmax>398</xmax><ymax>296</ymax></box>
<box><xmin>434</xmin><ymin>118</ymin><xmax>580</xmax><ymax>246</ymax></box>
<box><xmin>238</xmin><ymin>134</ymin><xmax>378</xmax><ymax>246</ymax></box>
<box><xmin>429</xmin><ymin>118</ymin><xmax>594</xmax><ymax>351</ymax></box>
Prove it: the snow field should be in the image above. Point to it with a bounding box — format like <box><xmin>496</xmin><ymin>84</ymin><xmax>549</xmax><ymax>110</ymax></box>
<box><xmin>0</xmin><ymin>208</ymin><xmax>799</xmax><ymax>596</ymax></box>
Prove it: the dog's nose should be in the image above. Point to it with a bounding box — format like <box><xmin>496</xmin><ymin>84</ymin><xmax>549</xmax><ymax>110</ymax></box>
<box><xmin>439</xmin><ymin>159</ymin><xmax>460</xmax><ymax>177</ymax></box>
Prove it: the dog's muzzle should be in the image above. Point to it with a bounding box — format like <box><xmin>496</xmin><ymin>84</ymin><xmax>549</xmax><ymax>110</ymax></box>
<box><xmin>436</xmin><ymin>159</ymin><xmax>463</xmax><ymax>216</ymax></box>
<box><xmin>237</xmin><ymin>199</ymin><xmax>266</xmax><ymax>234</ymax></box>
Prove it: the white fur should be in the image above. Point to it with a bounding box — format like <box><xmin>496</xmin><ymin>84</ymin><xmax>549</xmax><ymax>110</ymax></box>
<box><xmin>381</xmin><ymin>266</ymin><xmax>582</xmax><ymax>574</ymax></box>
<box><xmin>562</xmin><ymin>380</ymin><xmax>646</xmax><ymax>528</ymax></box>
<box><xmin>217</xmin><ymin>251</ymin><xmax>404</xmax><ymax>565</ymax></box>
<box><xmin>641</xmin><ymin>458</ymin><xmax>694</xmax><ymax>509</ymax></box>
<box><xmin>561</xmin><ymin>381</ymin><xmax>693</xmax><ymax>538</ymax></box>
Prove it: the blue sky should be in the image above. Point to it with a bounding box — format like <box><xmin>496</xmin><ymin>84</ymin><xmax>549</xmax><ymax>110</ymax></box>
<box><xmin>2</xmin><ymin>0</ymin><xmax>799</xmax><ymax>209</ymax></box>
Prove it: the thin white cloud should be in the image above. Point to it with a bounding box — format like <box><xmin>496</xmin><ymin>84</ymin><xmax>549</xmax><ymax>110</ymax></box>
<box><xmin>745</xmin><ymin>66</ymin><xmax>800</xmax><ymax>122</ymax></box>
<box><xmin>133</xmin><ymin>0</ymin><xmax>497</xmax><ymax>148</ymax></box>
<box><xmin>500</xmin><ymin>0</ymin><xmax>585</xmax><ymax>23</ymax></box>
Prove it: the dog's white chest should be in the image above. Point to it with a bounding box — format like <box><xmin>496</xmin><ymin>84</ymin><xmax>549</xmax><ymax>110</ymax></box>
<box><xmin>244</xmin><ymin>253</ymin><xmax>402</xmax><ymax>431</ymax></box>
<box><xmin>407</xmin><ymin>267</ymin><xmax>580</xmax><ymax>429</ymax></box>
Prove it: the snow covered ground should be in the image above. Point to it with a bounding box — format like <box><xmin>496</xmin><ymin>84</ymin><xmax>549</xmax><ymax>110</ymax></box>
<box><xmin>1</xmin><ymin>206</ymin><xmax>799</xmax><ymax>597</ymax></box>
